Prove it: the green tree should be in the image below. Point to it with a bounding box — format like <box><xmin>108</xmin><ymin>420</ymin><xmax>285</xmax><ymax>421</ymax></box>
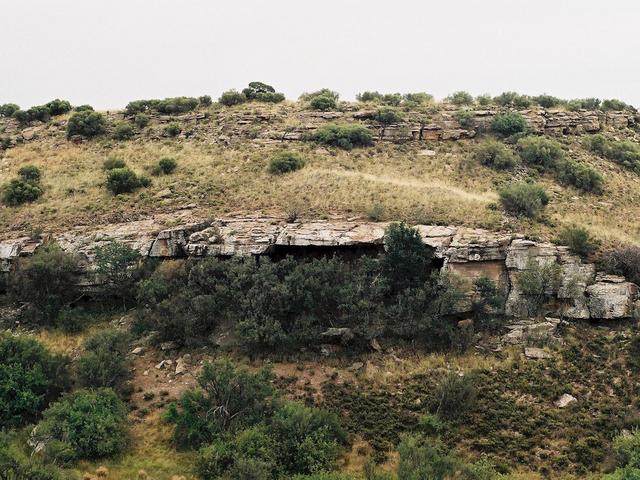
<box><xmin>382</xmin><ymin>223</ymin><xmax>432</xmax><ymax>293</ymax></box>
<box><xmin>498</xmin><ymin>182</ymin><xmax>549</xmax><ymax>218</ymax></box>
<box><xmin>165</xmin><ymin>358</ymin><xmax>276</xmax><ymax>448</ymax></box>
<box><xmin>33</xmin><ymin>388</ymin><xmax>129</xmax><ymax>462</ymax></box>
<box><xmin>66</xmin><ymin>110</ymin><xmax>106</xmax><ymax>138</ymax></box>
<box><xmin>94</xmin><ymin>241</ymin><xmax>141</xmax><ymax>304</ymax></box>
<box><xmin>491</xmin><ymin>112</ymin><xmax>527</xmax><ymax>136</ymax></box>
<box><xmin>0</xmin><ymin>334</ymin><xmax>69</xmax><ymax>428</ymax></box>
<box><xmin>76</xmin><ymin>330</ymin><xmax>132</xmax><ymax>393</ymax></box>
<box><xmin>8</xmin><ymin>242</ymin><xmax>79</xmax><ymax>325</ymax></box>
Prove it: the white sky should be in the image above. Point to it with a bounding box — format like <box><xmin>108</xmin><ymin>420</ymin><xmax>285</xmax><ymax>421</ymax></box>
<box><xmin>1</xmin><ymin>0</ymin><xmax>639</xmax><ymax>110</ymax></box>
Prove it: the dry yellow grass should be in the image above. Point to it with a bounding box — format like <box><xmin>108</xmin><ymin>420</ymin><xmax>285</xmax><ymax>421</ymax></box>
<box><xmin>74</xmin><ymin>411</ymin><xmax>196</xmax><ymax>480</ymax></box>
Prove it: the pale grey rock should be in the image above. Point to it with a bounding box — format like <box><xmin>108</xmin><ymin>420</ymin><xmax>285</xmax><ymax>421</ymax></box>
<box><xmin>587</xmin><ymin>274</ymin><xmax>638</xmax><ymax>319</ymax></box>
<box><xmin>524</xmin><ymin>347</ymin><xmax>552</xmax><ymax>359</ymax></box>
<box><xmin>555</xmin><ymin>393</ymin><xmax>577</xmax><ymax>408</ymax></box>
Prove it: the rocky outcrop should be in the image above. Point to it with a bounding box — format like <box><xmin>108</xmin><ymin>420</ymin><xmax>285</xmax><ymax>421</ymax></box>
<box><xmin>1</xmin><ymin>106</ymin><xmax>636</xmax><ymax>152</ymax></box>
<box><xmin>1</xmin><ymin>216</ymin><xmax>637</xmax><ymax>321</ymax></box>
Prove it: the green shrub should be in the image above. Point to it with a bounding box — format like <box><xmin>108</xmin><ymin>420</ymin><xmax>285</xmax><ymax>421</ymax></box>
<box><xmin>382</xmin><ymin>222</ymin><xmax>432</xmax><ymax>293</ymax></box>
<box><xmin>476</xmin><ymin>94</ymin><xmax>492</xmax><ymax>106</ymax></box>
<box><xmin>0</xmin><ymin>334</ymin><xmax>69</xmax><ymax>428</ymax></box>
<box><xmin>269</xmin><ymin>401</ymin><xmax>346</xmax><ymax>475</ymax></box>
<box><xmin>2</xmin><ymin>178</ymin><xmax>43</xmax><ymax>206</ymax></box>
<box><xmin>603</xmin><ymin>246</ymin><xmax>640</xmax><ymax>285</ymax></box>
<box><xmin>76</xmin><ymin>330</ymin><xmax>132</xmax><ymax>392</ymax></box>
<box><xmin>309</xmin><ymin>95</ymin><xmax>337</xmax><ymax>111</ymax></box>
<box><xmin>136</xmin><ymin>228</ymin><xmax>461</xmax><ymax>350</ymax></box>
<box><xmin>95</xmin><ymin>241</ymin><xmax>141</xmax><ymax>303</ymax></box>
<box><xmin>373</xmin><ymin>107</ymin><xmax>403</xmax><ymax>125</ymax></box>
<box><xmin>105</xmin><ymin>167</ymin><xmax>149</xmax><ymax>194</ymax></box>
<box><xmin>299</xmin><ymin>89</ymin><xmax>340</xmax><ymax>102</ymax></box>
<box><xmin>8</xmin><ymin>242</ymin><xmax>79</xmax><ymax>325</ymax></box>
<box><xmin>0</xmin><ymin>432</ymin><xmax>66</xmax><ymax>480</ymax></box>
<box><xmin>533</xmin><ymin>94</ymin><xmax>563</xmax><ymax>109</ymax></box>
<box><xmin>472</xmin><ymin>141</ymin><xmax>518</xmax><ymax>170</ymax></box>
<box><xmin>356</xmin><ymin>91</ymin><xmax>383</xmax><ymax>103</ymax></box>
<box><xmin>112</xmin><ymin>121</ymin><xmax>134</xmax><ymax>140</ymax></box>
<box><xmin>124</xmin><ymin>99</ymin><xmax>154</xmax><ymax>115</ymax></box>
<box><xmin>199</xmin><ymin>95</ymin><xmax>213</xmax><ymax>106</ymax></box>
<box><xmin>585</xmin><ymin>134</ymin><xmax>640</xmax><ymax>174</ymax></box>
<box><xmin>612</xmin><ymin>430</ymin><xmax>640</xmax><ymax>469</ymax></box>
<box><xmin>493</xmin><ymin>91</ymin><xmax>532</xmax><ymax>108</ymax></box>
<box><xmin>156</xmin><ymin>157</ymin><xmax>178</xmax><ymax>175</ymax></box>
<box><xmin>27</xmin><ymin>105</ymin><xmax>52</xmax><ymax>122</ymax></box>
<box><xmin>165</xmin><ymin>358</ymin><xmax>276</xmax><ymax>448</ymax></box>
<box><xmin>155</xmin><ymin>96</ymin><xmax>199</xmax><ymax>114</ymax></box>
<box><xmin>434</xmin><ymin>372</ymin><xmax>477</xmax><ymax>421</ymax></box>
<box><xmin>256</xmin><ymin>92</ymin><xmax>286</xmax><ymax>103</ymax></box>
<box><xmin>556</xmin><ymin>225</ymin><xmax>600</xmax><ymax>258</ymax></box>
<box><xmin>134</xmin><ymin>113</ymin><xmax>150</xmax><ymax>128</ymax></box>
<box><xmin>103</xmin><ymin>157</ymin><xmax>126</xmax><ymax>170</ymax></box>
<box><xmin>66</xmin><ymin>110</ymin><xmax>106</xmax><ymax>138</ymax></box>
<box><xmin>164</xmin><ymin>122</ymin><xmax>181</xmax><ymax>137</ymax></box>
<box><xmin>269</xmin><ymin>151</ymin><xmax>306</xmax><ymax>175</ymax></box>
<box><xmin>306</xmin><ymin>123</ymin><xmax>373</xmax><ymax>149</ymax></box>
<box><xmin>397</xmin><ymin>434</ymin><xmax>459</xmax><ymax>480</ymax></box>
<box><xmin>517</xmin><ymin>260</ymin><xmax>562</xmax><ymax>315</ymax></box>
<box><xmin>516</xmin><ymin>135</ymin><xmax>564</xmax><ymax>170</ymax></box>
<box><xmin>447</xmin><ymin>91</ymin><xmax>474</xmax><ymax>106</ymax></box>
<box><xmin>34</xmin><ymin>388</ymin><xmax>128</xmax><ymax>462</ymax></box>
<box><xmin>0</xmin><ymin>103</ymin><xmax>20</xmax><ymax>117</ymax></box>
<box><xmin>45</xmin><ymin>99</ymin><xmax>72</xmax><ymax>116</ymax></box>
<box><xmin>403</xmin><ymin>92</ymin><xmax>433</xmax><ymax>106</ymax></box>
<box><xmin>491</xmin><ymin>112</ymin><xmax>527</xmax><ymax>136</ymax></box>
<box><xmin>219</xmin><ymin>90</ymin><xmax>247</xmax><ymax>106</ymax></box>
<box><xmin>18</xmin><ymin>165</ymin><xmax>42</xmax><ymax>182</ymax></box>
<box><xmin>0</xmin><ymin>135</ymin><xmax>11</xmax><ymax>150</ymax></box>
<box><xmin>455</xmin><ymin>110</ymin><xmax>475</xmax><ymax>129</ymax></box>
<box><xmin>471</xmin><ymin>276</ymin><xmax>506</xmax><ymax>331</ymax></box>
<box><xmin>74</xmin><ymin>104</ymin><xmax>94</xmax><ymax>112</ymax></box>
<box><xmin>602</xmin><ymin>98</ymin><xmax>634</xmax><ymax>111</ymax></box>
<box><xmin>555</xmin><ymin>159</ymin><xmax>604</xmax><ymax>193</ymax></box>
<box><xmin>566</xmin><ymin>98</ymin><xmax>601</xmax><ymax>111</ymax></box>
<box><xmin>12</xmin><ymin>105</ymin><xmax>53</xmax><ymax>125</ymax></box>
<box><xmin>498</xmin><ymin>182</ymin><xmax>549</xmax><ymax>218</ymax></box>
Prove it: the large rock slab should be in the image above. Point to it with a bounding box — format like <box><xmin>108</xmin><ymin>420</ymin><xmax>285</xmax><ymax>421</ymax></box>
<box><xmin>185</xmin><ymin>217</ymin><xmax>282</xmax><ymax>256</ymax></box>
<box><xmin>587</xmin><ymin>274</ymin><xmax>638</xmax><ymax>319</ymax></box>
<box><xmin>276</xmin><ymin>221</ymin><xmax>386</xmax><ymax>247</ymax></box>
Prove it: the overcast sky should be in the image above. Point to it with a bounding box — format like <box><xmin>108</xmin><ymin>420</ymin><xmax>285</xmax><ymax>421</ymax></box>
<box><xmin>1</xmin><ymin>0</ymin><xmax>639</xmax><ymax>110</ymax></box>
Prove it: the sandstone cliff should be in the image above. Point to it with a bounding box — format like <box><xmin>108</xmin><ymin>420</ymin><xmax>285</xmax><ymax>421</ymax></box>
<box><xmin>1</xmin><ymin>216</ymin><xmax>637</xmax><ymax>321</ymax></box>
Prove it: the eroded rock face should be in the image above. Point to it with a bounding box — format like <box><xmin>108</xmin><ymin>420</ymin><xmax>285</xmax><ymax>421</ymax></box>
<box><xmin>586</xmin><ymin>274</ymin><xmax>639</xmax><ymax>319</ymax></box>
<box><xmin>1</xmin><ymin>216</ymin><xmax>637</xmax><ymax>320</ymax></box>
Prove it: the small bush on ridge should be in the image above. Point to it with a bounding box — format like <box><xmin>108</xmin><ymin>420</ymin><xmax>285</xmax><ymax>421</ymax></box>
<box><xmin>106</xmin><ymin>167</ymin><xmax>150</xmax><ymax>194</ymax></box>
<box><xmin>473</xmin><ymin>141</ymin><xmax>518</xmax><ymax>170</ymax></box>
<box><xmin>269</xmin><ymin>151</ymin><xmax>306</xmax><ymax>175</ymax></box>
<box><xmin>491</xmin><ymin>112</ymin><xmax>527</xmax><ymax>136</ymax></box>
<box><xmin>498</xmin><ymin>182</ymin><xmax>549</xmax><ymax>218</ymax></box>
<box><xmin>66</xmin><ymin>110</ymin><xmax>107</xmax><ymax>138</ymax></box>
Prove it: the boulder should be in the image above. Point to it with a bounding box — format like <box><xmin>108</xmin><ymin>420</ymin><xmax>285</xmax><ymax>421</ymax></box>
<box><xmin>555</xmin><ymin>393</ymin><xmax>577</xmax><ymax>408</ymax></box>
<box><xmin>320</xmin><ymin>327</ymin><xmax>354</xmax><ymax>344</ymax></box>
<box><xmin>587</xmin><ymin>274</ymin><xmax>638</xmax><ymax>319</ymax></box>
<box><xmin>524</xmin><ymin>347</ymin><xmax>552</xmax><ymax>360</ymax></box>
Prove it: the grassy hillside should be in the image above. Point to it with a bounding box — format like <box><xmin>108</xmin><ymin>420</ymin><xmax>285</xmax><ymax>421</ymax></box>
<box><xmin>1</xmin><ymin>98</ymin><xmax>639</xmax><ymax>249</ymax></box>
<box><xmin>2</xmin><ymin>90</ymin><xmax>640</xmax><ymax>480</ymax></box>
